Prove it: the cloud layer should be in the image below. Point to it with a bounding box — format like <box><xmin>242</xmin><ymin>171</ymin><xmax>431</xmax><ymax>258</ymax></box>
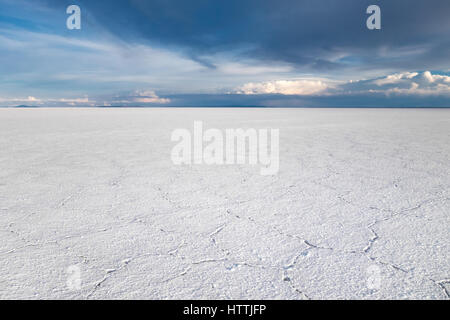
<box><xmin>40</xmin><ymin>0</ymin><xmax>450</xmax><ymax>74</ymax></box>
<box><xmin>2</xmin><ymin>71</ymin><xmax>448</xmax><ymax>108</ymax></box>
<box><xmin>0</xmin><ymin>0</ymin><xmax>449</xmax><ymax>107</ymax></box>
<box><xmin>236</xmin><ymin>71</ymin><xmax>450</xmax><ymax>97</ymax></box>
<box><xmin>236</xmin><ymin>80</ymin><xmax>329</xmax><ymax>95</ymax></box>
<box><xmin>351</xmin><ymin>71</ymin><xmax>450</xmax><ymax>96</ymax></box>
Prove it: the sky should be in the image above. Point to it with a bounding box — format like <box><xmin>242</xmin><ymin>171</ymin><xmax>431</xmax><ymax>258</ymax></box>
<box><xmin>0</xmin><ymin>0</ymin><xmax>449</xmax><ymax>107</ymax></box>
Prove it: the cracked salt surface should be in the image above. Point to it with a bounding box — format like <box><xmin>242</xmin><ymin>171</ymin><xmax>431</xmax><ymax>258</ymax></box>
<box><xmin>0</xmin><ymin>108</ymin><xmax>448</xmax><ymax>299</ymax></box>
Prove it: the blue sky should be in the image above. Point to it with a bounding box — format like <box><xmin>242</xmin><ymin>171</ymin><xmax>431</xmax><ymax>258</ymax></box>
<box><xmin>0</xmin><ymin>0</ymin><xmax>449</xmax><ymax>107</ymax></box>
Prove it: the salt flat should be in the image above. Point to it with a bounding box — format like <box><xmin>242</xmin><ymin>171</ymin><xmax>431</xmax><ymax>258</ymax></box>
<box><xmin>0</xmin><ymin>107</ymin><xmax>448</xmax><ymax>299</ymax></box>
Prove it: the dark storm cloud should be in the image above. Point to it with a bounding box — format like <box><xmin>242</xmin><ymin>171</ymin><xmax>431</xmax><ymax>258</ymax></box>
<box><xmin>42</xmin><ymin>0</ymin><xmax>450</xmax><ymax>72</ymax></box>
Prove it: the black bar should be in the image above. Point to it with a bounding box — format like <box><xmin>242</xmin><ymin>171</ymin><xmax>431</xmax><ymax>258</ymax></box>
<box><xmin>0</xmin><ymin>300</ymin><xmax>446</xmax><ymax>318</ymax></box>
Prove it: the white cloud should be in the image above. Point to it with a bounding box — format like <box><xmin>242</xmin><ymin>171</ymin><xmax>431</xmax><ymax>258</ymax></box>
<box><xmin>58</xmin><ymin>97</ymin><xmax>90</xmax><ymax>104</ymax></box>
<box><xmin>0</xmin><ymin>28</ymin><xmax>204</xmax><ymax>98</ymax></box>
<box><xmin>113</xmin><ymin>90</ymin><xmax>171</xmax><ymax>104</ymax></box>
<box><xmin>0</xmin><ymin>96</ymin><xmax>90</xmax><ymax>106</ymax></box>
<box><xmin>0</xmin><ymin>91</ymin><xmax>170</xmax><ymax>106</ymax></box>
<box><xmin>234</xmin><ymin>71</ymin><xmax>450</xmax><ymax>98</ymax></box>
<box><xmin>373</xmin><ymin>72</ymin><xmax>419</xmax><ymax>86</ymax></box>
<box><xmin>372</xmin><ymin>71</ymin><xmax>450</xmax><ymax>96</ymax></box>
<box><xmin>0</xmin><ymin>96</ymin><xmax>43</xmax><ymax>105</ymax></box>
<box><xmin>236</xmin><ymin>80</ymin><xmax>329</xmax><ymax>95</ymax></box>
<box><xmin>422</xmin><ymin>71</ymin><xmax>450</xmax><ymax>83</ymax></box>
